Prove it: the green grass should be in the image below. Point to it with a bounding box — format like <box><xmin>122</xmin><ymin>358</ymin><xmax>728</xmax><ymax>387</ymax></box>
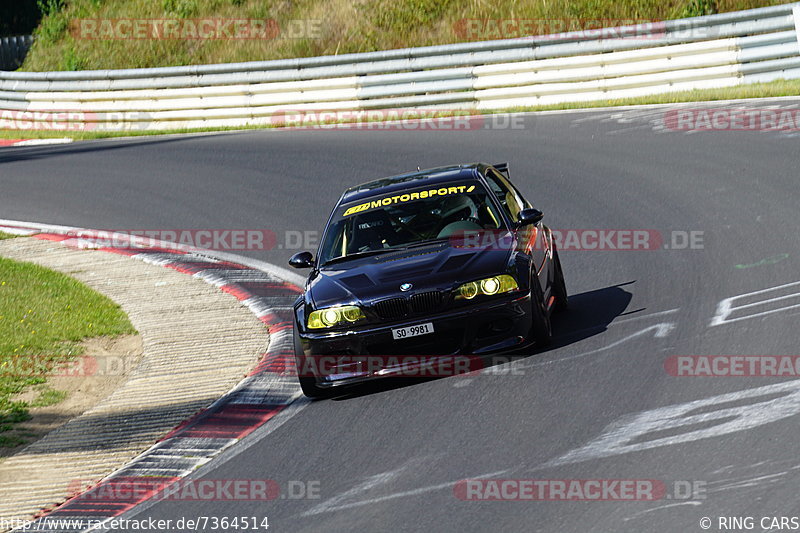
<box><xmin>0</xmin><ymin>232</ymin><xmax>20</xmax><ymax>241</ymax></box>
<box><xmin>0</xmin><ymin>255</ymin><xmax>135</xmax><ymax>447</ymax></box>
<box><xmin>1</xmin><ymin>77</ymin><xmax>799</xmax><ymax>141</ymax></box>
<box><xmin>29</xmin><ymin>385</ymin><xmax>68</xmax><ymax>407</ymax></box>
<box><xmin>18</xmin><ymin>0</ymin><xmax>792</xmax><ymax>72</ymax></box>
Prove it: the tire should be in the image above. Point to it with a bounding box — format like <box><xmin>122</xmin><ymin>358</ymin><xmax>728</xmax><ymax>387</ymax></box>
<box><xmin>552</xmin><ymin>246</ymin><xmax>568</xmax><ymax>312</ymax></box>
<box><xmin>298</xmin><ymin>375</ymin><xmax>333</xmax><ymax>399</ymax></box>
<box><xmin>529</xmin><ymin>272</ymin><xmax>552</xmax><ymax>347</ymax></box>
<box><xmin>294</xmin><ymin>318</ymin><xmax>334</xmax><ymax>400</ymax></box>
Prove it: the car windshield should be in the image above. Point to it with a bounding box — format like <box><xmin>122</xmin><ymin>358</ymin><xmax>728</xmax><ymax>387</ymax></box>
<box><xmin>319</xmin><ymin>181</ymin><xmax>505</xmax><ymax>265</ymax></box>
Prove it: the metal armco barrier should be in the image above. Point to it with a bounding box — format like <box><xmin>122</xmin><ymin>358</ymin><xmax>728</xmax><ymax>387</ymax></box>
<box><xmin>0</xmin><ymin>35</ymin><xmax>33</xmax><ymax>71</ymax></box>
<box><xmin>1</xmin><ymin>4</ymin><xmax>799</xmax><ymax>131</ymax></box>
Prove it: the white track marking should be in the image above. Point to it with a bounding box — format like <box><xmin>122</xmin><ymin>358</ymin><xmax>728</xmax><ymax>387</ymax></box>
<box><xmin>545</xmin><ymin>380</ymin><xmax>800</xmax><ymax>468</ymax></box>
<box><xmin>513</xmin><ymin>321</ymin><xmax>676</xmax><ymax>371</ymax></box>
<box><xmin>0</xmin><ymin>226</ymin><xmax>37</xmax><ymax>235</ymax></box>
<box><xmin>11</xmin><ymin>138</ymin><xmax>74</xmax><ymax>146</ymax></box>
<box><xmin>710</xmin><ymin>280</ymin><xmax>800</xmax><ymax>326</ymax></box>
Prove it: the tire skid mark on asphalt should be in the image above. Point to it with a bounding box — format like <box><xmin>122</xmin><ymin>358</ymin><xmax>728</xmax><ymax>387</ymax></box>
<box><xmin>623</xmin><ymin>500</ymin><xmax>703</xmax><ymax>521</ymax></box>
<box><xmin>623</xmin><ymin>461</ymin><xmax>800</xmax><ymax>522</ymax></box>
<box><xmin>571</xmin><ymin>99</ymin><xmax>800</xmax><ymax>137</ymax></box>
<box><xmin>301</xmin><ymin>464</ymin><xmax>511</xmax><ymax>517</ymax></box>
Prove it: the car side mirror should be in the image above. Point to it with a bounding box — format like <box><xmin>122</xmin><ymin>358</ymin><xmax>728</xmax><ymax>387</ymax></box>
<box><xmin>289</xmin><ymin>251</ymin><xmax>315</xmax><ymax>269</ymax></box>
<box><xmin>517</xmin><ymin>208</ymin><xmax>544</xmax><ymax>226</ymax></box>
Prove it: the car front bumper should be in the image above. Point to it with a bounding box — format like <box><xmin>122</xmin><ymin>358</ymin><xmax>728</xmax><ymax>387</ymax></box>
<box><xmin>295</xmin><ymin>293</ymin><xmax>532</xmax><ymax>387</ymax></box>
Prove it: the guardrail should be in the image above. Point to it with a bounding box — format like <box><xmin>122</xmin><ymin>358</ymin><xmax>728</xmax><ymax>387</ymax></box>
<box><xmin>1</xmin><ymin>4</ymin><xmax>799</xmax><ymax>131</ymax></box>
<box><xmin>0</xmin><ymin>35</ymin><xmax>33</xmax><ymax>71</ymax></box>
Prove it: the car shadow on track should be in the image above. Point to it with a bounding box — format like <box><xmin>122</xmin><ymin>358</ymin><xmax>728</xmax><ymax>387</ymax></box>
<box><xmin>547</xmin><ymin>280</ymin><xmax>634</xmax><ymax>350</ymax></box>
<box><xmin>329</xmin><ymin>281</ymin><xmax>634</xmax><ymax>401</ymax></box>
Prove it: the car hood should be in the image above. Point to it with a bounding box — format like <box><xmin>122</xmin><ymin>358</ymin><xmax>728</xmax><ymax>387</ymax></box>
<box><xmin>307</xmin><ymin>239</ymin><xmax>516</xmax><ymax>308</ymax></box>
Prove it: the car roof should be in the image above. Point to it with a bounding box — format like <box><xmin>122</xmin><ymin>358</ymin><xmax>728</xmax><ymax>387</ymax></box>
<box><xmin>340</xmin><ymin>163</ymin><xmax>487</xmax><ymax>204</ymax></box>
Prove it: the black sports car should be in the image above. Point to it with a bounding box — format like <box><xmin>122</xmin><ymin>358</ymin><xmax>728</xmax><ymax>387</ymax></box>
<box><xmin>288</xmin><ymin>163</ymin><xmax>567</xmax><ymax>398</ymax></box>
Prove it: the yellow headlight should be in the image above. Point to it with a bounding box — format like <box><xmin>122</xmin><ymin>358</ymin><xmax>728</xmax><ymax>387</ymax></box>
<box><xmin>342</xmin><ymin>307</ymin><xmax>363</xmax><ymax>322</ymax></box>
<box><xmin>496</xmin><ymin>274</ymin><xmax>519</xmax><ymax>293</ymax></box>
<box><xmin>322</xmin><ymin>309</ymin><xmax>340</xmax><ymax>326</ymax></box>
<box><xmin>481</xmin><ymin>277</ymin><xmax>500</xmax><ymax>295</ymax></box>
<box><xmin>308</xmin><ymin>305</ymin><xmax>365</xmax><ymax>329</ymax></box>
<box><xmin>456</xmin><ymin>275</ymin><xmax>518</xmax><ymax>300</ymax></box>
<box><xmin>460</xmin><ymin>281</ymin><xmax>479</xmax><ymax>300</ymax></box>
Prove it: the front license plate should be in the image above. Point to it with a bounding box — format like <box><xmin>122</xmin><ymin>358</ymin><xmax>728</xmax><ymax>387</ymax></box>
<box><xmin>392</xmin><ymin>322</ymin><xmax>434</xmax><ymax>340</ymax></box>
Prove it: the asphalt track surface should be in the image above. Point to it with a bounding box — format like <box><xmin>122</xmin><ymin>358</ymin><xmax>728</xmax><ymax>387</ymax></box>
<box><xmin>2</xmin><ymin>102</ymin><xmax>800</xmax><ymax>532</ymax></box>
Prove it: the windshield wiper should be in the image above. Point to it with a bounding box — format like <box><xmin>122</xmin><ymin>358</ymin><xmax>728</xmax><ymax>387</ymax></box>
<box><xmin>322</xmin><ymin>248</ymin><xmax>396</xmax><ymax>266</ymax></box>
<box><xmin>396</xmin><ymin>237</ymin><xmax>450</xmax><ymax>250</ymax></box>
<box><xmin>322</xmin><ymin>238</ymin><xmax>451</xmax><ymax>266</ymax></box>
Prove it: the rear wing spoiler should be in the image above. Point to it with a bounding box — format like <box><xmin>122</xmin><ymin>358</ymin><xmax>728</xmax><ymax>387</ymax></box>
<box><xmin>493</xmin><ymin>162</ymin><xmax>509</xmax><ymax>179</ymax></box>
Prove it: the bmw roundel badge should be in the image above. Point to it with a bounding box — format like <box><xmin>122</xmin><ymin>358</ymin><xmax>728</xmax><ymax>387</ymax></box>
<box><xmin>400</xmin><ymin>283</ymin><xmax>413</xmax><ymax>292</ymax></box>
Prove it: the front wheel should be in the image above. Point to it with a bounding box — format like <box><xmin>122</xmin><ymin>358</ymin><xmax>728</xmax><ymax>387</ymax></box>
<box><xmin>294</xmin><ymin>319</ymin><xmax>334</xmax><ymax>399</ymax></box>
<box><xmin>552</xmin><ymin>246</ymin><xmax>568</xmax><ymax>312</ymax></box>
<box><xmin>298</xmin><ymin>375</ymin><xmax>333</xmax><ymax>400</ymax></box>
<box><xmin>529</xmin><ymin>274</ymin><xmax>552</xmax><ymax>347</ymax></box>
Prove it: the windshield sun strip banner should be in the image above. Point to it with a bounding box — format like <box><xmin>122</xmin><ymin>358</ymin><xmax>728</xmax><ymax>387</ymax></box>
<box><xmin>341</xmin><ymin>184</ymin><xmax>478</xmax><ymax>217</ymax></box>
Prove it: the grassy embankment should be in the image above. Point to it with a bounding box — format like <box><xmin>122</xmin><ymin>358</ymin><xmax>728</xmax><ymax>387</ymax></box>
<box><xmin>0</xmin><ymin>233</ymin><xmax>135</xmax><ymax>448</ymax></box>
<box><xmin>22</xmin><ymin>0</ymin><xmax>788</xmax><ymax>71</ymax></box>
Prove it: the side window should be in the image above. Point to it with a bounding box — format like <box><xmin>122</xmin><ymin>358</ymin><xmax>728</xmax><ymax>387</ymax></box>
<box><xmin>484</xmin><ymin>169</ymin><xmax>525</xmax><ymax>222</ymax></box>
